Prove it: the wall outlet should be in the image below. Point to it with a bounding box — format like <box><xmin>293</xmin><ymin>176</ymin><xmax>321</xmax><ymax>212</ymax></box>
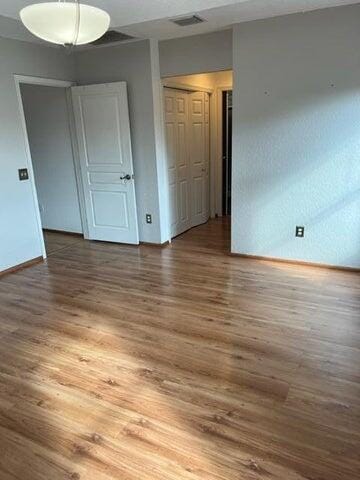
<box><xmin>146</xmin><ymin>214</ymin><xmax>152</xmax><ymax>224</ymax></box>
<box><xmin>296</xmin><ymin>226</ymin><xmax>305</xmax><ymax>238</ymax></box>
<box><xmin>18</xmin><ymin>168</ymin><xmax>29</xmax><ymax>181</ymax></box>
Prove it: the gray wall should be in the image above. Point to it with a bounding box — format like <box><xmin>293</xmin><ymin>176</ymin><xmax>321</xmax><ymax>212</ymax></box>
<box><xmin>0</xmin><ymin>37</ymin><xmax>75</xmax><ymax>272</ymax></box>
<box><xmin>159</xmin><ymin>29</ymin><xmax>232</xmax><ymax>77</ymax></box>
<box><xmin>2</xmin><ymin>4</ymin><xmax>360</xmax><ymax>271</ymax></box>
<box><xmin>21</xmin><ymin>84</ymin><xmax>82</xmax><ymax>234</ymax></box>
<box><xmin>232</xmin><ymin>5</ymin><xmax>360</xmax><ymax>268</ymax></box>
<box><xmin>75</xmin><ymin>40</ymin><xmax>163</xmax><ymax>243</ymax></box>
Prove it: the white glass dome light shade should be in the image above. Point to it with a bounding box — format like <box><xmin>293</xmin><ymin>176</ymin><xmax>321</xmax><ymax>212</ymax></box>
<box><xmin>20</xmin><ymin>2</ymin><xmax>110</xmax><ymax>46</ymax></box>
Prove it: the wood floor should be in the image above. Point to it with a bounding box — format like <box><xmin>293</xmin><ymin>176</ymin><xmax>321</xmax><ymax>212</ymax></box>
<box><xmin>43</xmin><ymin>230</ymin><xmax>83</xmax><ymax>255</ymax></box>
<box><xmin>0</xmin><ymin>218</ymin><xmax>359</xmax><ymax>480</ymax></box>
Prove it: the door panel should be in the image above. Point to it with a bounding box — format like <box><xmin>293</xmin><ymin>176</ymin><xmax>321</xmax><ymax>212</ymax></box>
<box><xmin>169</xmin><ymin>183</ymin><xmax>177</xmax><ymax>231</ymax></box>
<box><xmin>176</xmin><ymin>92</ymin><xmax>190</xmax><ymax>234</ymax></box>
<box><xmin>164</xmin><ymin>88</ymin><xmax>191</xmax><ymax>238</ymax></box>
<box><xmin>81</xmin><ymin>95</ymin><xmax>123</xmax><ymax>165</ymax></box>
<box><xmin>177</xmin><ymin>123</ymin><xmax>187</xmax><ymax>167</ymax></box>
<box><xmin>164</xmin><ymin>89</ymin><xmax>178</xmax><ymax>235</ymax></box>
<box><xmin>164</xmin><ymin>88</ymin><xmax>210</xmax><ymax>239</ymax></box>
<box><xmin>189</xmin><ymin>91</ymin><xmax>210</xmax><ymax>227</ymax></box>
<box><xmin>179</xmin><ymin>180</ymin><xmax>189</xmax><ymax>222</ymax></box>
<box><xmin>193</xmin><ymin>177</ymin><xmax>203</xmax><ymax>215</ymax></box>
<box><xmin>91</xmin><ymin>191</ymin><xmax>128</xmax><ymax>228</ymax></box>
<box><xmin>88</xmin><ymin>172</ymin><xmax>126</xmax><ymax>184</ymax></box>
<box><xmin>192</xmin><ymin>123</ymin><xmax>204</xmax><ymax>164</ymax></box>
<box><xmin>72</xmin><ymin>82</ymin><xmax>139</xmax><ymax>244</ymax></box>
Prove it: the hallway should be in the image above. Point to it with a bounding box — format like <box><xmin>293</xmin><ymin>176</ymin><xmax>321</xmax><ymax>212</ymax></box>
<box><xmin>0</xmin><ymin>219</ymin><xmax>359</xmax><ymax>480</ymax></box>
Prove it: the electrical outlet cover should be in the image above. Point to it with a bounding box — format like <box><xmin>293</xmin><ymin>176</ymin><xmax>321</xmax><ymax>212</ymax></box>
<box><xmin>295</xmin><ymin>226</ymin><xmax>305</xmax><ymax>237</ymax></box>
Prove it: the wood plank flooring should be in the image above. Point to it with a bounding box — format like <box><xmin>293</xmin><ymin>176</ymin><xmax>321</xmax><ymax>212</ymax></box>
<box><xmin>43</xmin><ymin>230</ymin><xmax>83</xmax><ymax>255</ymax></box>
<box><xmin>0</xmin><ymin>218</ymin><xmax>359</xmax><ymax>480</ymax></box>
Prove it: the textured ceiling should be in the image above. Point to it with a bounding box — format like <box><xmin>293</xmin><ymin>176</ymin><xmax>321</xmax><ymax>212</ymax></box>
<box><xmin>0</xmin><ymin>0</ymin><xmax>359</xmax><ymax>42</ymax></box>
<box><xmin>0</xmin><ymin>0</ymin><xmax>251</xmax><ymax>23</ymax></box>
<box><xmin>120</xmin><ymin>0</ymin><xmax>360</xmax><ymax>39</ymax></box>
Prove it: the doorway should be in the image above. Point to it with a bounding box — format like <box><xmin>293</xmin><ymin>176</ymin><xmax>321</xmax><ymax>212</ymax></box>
<box><xmin>164</xmin><ymin>87</ymin><xmax>210</xmax><ymax>239</ymax></box>
<box><xmin>20</xmin><ymin>83</ymin><xmax>84</xmax><ymax>255</ymax></box>
<box><xmin>222</xmin><ymin>90</ymin><xmax>232</xmax><ymax>216</ymax></box>
<box><xmin>15</xmin><ymin>76</ymin><xmax>84</xmax><ymax>258</ymax></box>
<box><xmin>16</xmin><ymin>77</ymin><xmax>140</xmax><ymax>259</ymax></box>
<box><xmin>162</xmin><ymin>70</ymin><xmax>233</xmax><ymax>241</ymax></box>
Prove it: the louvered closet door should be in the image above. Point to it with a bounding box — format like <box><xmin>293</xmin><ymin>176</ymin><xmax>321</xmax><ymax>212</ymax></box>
<box><xmin>164</xmin><ymin>88</ymin><xmax>191</xmax><ymax>238</ymax></box>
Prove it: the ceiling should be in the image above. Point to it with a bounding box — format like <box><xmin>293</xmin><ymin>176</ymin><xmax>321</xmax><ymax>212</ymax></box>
<box><xmin>1</xmin><ymin>0</ymin><xmax>359</xmax><ymax>43</ymax></box>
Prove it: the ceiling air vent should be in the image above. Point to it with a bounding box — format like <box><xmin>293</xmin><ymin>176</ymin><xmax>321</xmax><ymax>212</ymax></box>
<box><xmin>170</xmin><ymin>15</ymin><xmax>205</xmax><ymax>27</ymax></box>
<box><xmin>90</xmin><ymin>30</ymin><xmax>136</xmax><ymax>46</ymax></box>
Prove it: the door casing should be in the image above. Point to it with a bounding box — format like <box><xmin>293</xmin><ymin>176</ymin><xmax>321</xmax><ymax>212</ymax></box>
<box><xmin>15</xmin><ymin>76</ymin><xmax>139</xmax><ymax>256</ymax></box>
<box><xmin>14</xmin><ymin>75</ymin><xmax>83</xmax><ymax>260</ymax></box>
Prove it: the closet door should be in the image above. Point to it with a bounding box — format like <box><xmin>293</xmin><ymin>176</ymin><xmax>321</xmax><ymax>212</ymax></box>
<box><xmin>164</xmin><ymin>89</ymin><xmax>178</xmax><ymax>237</ymax></box>
<box><xmin>164</xmin><ymin>88</ymin><xmax>191</xmax><ymax>238</ymax></box>
<box><xmin>189</xmin><ymin>91</ymin><xmax>210</xmax><ymax>227</ymax></box>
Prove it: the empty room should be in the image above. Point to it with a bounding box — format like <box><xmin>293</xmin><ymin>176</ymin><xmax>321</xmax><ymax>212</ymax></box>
<box><xmin>0</xmin><ymin>1</ymin><xmax>359</xmax><ymax>479</ymax></box>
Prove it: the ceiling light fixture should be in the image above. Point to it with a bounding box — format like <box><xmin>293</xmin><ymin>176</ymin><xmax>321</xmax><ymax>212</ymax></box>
<box><xmin>20</xmin><ymin>1</ymin><xmax>110</xmax><ymax>47</ymax></box>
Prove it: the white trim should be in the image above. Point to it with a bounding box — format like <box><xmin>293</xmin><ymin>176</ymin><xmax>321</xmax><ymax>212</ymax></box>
<box><xmin>14</xmin><ymin>75</ymin><xmax>74</xmax><ymax>88</ymax></box>
<box><xmin>65</xmin><ymin>89</ymin><xmax>89</xmax><ymax>238</ymax></box>
<box><xmin>150</xmin><ymin>40</ymin><xmax>172</xmax><ymax>244</ymax></box>
<box><xmin>14</xmin><ymin>74</ymin><xmax>82</xmax><ymax>259</ymax></box>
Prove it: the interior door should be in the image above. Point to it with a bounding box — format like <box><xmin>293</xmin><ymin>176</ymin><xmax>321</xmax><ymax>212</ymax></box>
<box><xmin>164</xmin><ymin>88</ymin><xmax>191</xmax><ymax>238</ymax></box>
<box><xmin>71</xmin><ymin>82</ymin><xmax>139</xmax><ymax>244</ymax></box>
<box><xmin>189</xmin><ymin>91</ymin><xmax>210</xmax><ymax>227</ymax></box>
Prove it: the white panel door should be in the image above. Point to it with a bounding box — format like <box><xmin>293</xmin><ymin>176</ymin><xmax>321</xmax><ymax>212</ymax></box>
<box><xmin>71</xmin><ymin>82</ymin><xmax>139</xmax><ymax>244</ymax></box>
<box><xmin>164</xmin><ymin>88</ymin><xmax>191</xmax><ymax>238</ymax></box>
<box><xmin>189</xmin><ymin>91</ymin><xmax>210</xmax><ymax>227</ymax></box>
<box><xmin>164</xmin><ymin>89</ymin><xmax>178</xmax><ymax>236</ymax></box>
<box><xmin>176</xmin><ymin>91</ymin><xmax>191</xmax><ymax>235</ymax></box>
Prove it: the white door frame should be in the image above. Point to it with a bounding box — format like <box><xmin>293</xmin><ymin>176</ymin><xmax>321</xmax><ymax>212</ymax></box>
<box><xmin>14</xmin><ymin>74</ymin><xmax>87</xmax><ymax>259</ymax></box>
<box><xmin>162</xmin><ymin>79</ymin><xmax>213</xmax><ymax>94</ymax></box>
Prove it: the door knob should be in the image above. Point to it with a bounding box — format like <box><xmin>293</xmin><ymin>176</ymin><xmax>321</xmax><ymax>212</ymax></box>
<box><xmin>120</xmin><ymin>174</ymin><xmax>131</xmax><ymax>180</ymax></box>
